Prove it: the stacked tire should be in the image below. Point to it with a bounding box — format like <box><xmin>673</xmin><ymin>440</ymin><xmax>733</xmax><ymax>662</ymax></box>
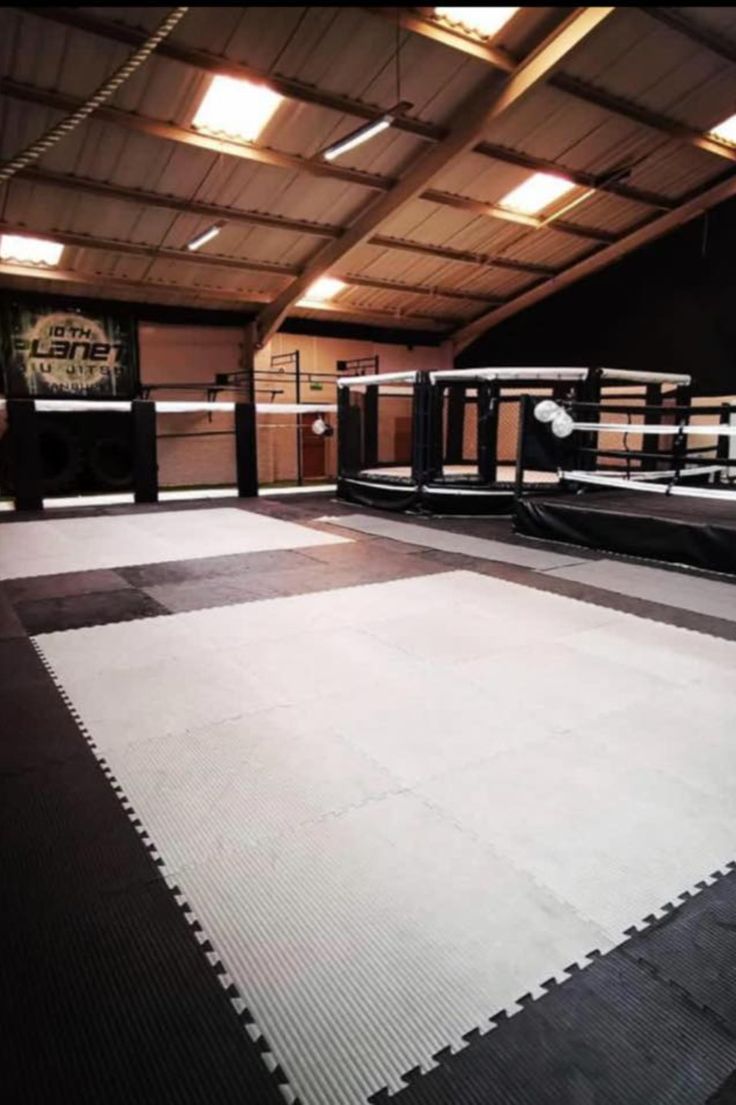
<box><xmin>0</xmin><ymin>410</ymin><xmax>135</xmax><ymax>497</ymax></box>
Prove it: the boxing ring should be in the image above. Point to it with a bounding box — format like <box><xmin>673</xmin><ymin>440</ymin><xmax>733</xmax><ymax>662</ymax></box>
<box><xmin>0</xmin><ymin>396</ymin><xmax>337</xmax><ymax>511</ymax></box>
<box><xmin>515</xmin><ymin>395</ymin><xmax>736</xmax><ymax>575</ymax></box>
<box><xmin>337</xmin><ymin>366</ymin><xmax>691</xmax><ymax>515</ymax></box>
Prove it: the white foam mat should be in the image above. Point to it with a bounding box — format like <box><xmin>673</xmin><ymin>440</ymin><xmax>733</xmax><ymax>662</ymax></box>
<box><xmin>35</xmin><ymin>571</ymin><xmax>736</xmax><ymax>1105</ymax></box>
<box><xmin>546</xmin><ymin>557</ymin><xmax>736</xmax><ymax>622</ymax></box>
<box><xmin>318</xmin><ymin>512</ymin><xmax>586</xmax><ymax>570</ymax></box>
<box><xmin>0</xmin><ymin>507</ymin><xmax>349</xmax><ymax>580</ymax></box>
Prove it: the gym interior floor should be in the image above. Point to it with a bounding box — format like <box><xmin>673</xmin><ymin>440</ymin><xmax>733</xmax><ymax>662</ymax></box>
<box><xmin>3</xmin><ymin>491</ymin><xmax>736</xmax><ymax>1105</ymax></box>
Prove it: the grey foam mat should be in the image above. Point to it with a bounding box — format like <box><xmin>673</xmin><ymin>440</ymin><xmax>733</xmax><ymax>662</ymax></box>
<box><xmin>0</xmin><ymin>508</ymin><xmax>350</xmax><ymax>580</ymax></box>
<box><xmin>318</xmin><ymin>513</ymin><xmax>587</xmax><ymax>570</ymax></box>
<box><xmin>545</xmin><ymin>557</ymin><xmax>736</xmax><ymax>622</ymax></box>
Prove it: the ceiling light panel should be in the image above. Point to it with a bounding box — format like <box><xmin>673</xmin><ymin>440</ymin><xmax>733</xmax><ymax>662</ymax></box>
<box><xmin>499</xmin><ymin>172</ymin><xmax>577</xmax><ymax>216</ymax></box>
<box><xmin>297</xmin><ymin>276</ymin><xmax>347</xmax><ymax>305</ymax></box>
<box><xmin>709</xmin><ymin>113</ymin><xmax>736</xmax><ymax>145</ymax></box>
<box><xmin>0</xmin><ymin>234</ymin><xmax>64</xmax><ymax>266</ymax></box>
<box><xmin>192</xmin><ymin>75</ymin><xmax>284</xmax><ymax>143</ymax></box>
<box><xmin>433</xmin><ymin>7</ymin><xmax>519</xmax><ymax>39</ymax></box>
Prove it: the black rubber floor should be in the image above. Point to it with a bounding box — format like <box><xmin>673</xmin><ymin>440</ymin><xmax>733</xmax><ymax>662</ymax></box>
<box><xmin>0</xmin><ymin>638</ymin><xmax>286</xmax><ymax>1105</ymax></box>
<box><xmin>3</xmin><ymin>494</ymin><xmax>736</xmax><ymax>1105</ymax></box>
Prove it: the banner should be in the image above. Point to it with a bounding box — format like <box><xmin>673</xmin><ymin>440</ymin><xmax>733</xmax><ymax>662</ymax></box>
<box><xmin>2</xmin><ymin>302</ymin><xmax>139</xmax><ymax>398</ymax></box>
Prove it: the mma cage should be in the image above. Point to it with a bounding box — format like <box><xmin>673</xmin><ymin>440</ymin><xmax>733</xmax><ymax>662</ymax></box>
<box><xmin>337</xmin><ymin>365</ymin><xmax>694</xmax><ymax>515</ymax></box>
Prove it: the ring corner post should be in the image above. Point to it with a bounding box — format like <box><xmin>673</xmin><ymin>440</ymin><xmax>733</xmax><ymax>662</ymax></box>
<box><xmin>8</xmin><ymin>398</ymin><xmax>43</xmax><ymax>512</ymax></box>
<box><xmin>132</xmin><ymin>399</ymin><xmax>158</xmax><ymax>504</ymax></box>
<box><xmin>235</xmin><ymin>401</ymin><xmax>259</xmax><ymax>498</ymax></box>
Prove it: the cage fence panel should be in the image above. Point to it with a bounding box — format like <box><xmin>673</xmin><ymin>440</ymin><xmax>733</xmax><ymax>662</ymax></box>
<box><xmin>376</xmin><ymin>389</ymin><xmax>414</xmax><ymax>471</ymax></box>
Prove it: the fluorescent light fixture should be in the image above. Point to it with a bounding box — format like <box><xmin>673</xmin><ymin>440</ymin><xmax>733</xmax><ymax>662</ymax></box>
<box><xmin>297</xmin><ymin>276</ymin><xmax>347</xmax><ymax>305</ymax></box>
<box><xmin>186</xmin><ymin>221</ymin><xmax>226</xmax><ymax>252</ymax></box>
<box><xmin>323</xmin><ymin>116</ymin><xmax>392</xmax><ymax>161</ymax></box>
<box><xmin>321</xmin><ymin>101</ymin><xmax>412</xmax><ymax>161</ymax></box>
<box><xmin>0</xmin><ymin>234</ymin><xmax>64</xmax><ymax>266</ymax></box>
<box><xmin>433</xmin><ymin>6</ymin><xmax>519</xmax><ymax>39</ymax></box>
<box><xmin>709</xmin><ymin>112</ymin><xmax>736</xmax><ymax>145</ymax></box>
<box><xmin>499</xmin><ymin>172</ymin><xmax>577</xmax><ymax>216</ymax></box>
<box><xmin>192</xmin><ymin>74</ymin><xmax>283</xmax><ymax>142</ymax></box>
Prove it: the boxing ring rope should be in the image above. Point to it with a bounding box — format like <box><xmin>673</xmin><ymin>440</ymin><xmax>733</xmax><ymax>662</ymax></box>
<box><xmin>560</xmin><ymin>421</ymin><xmax>736</xmax><ymax>437</ymax></box>
<box><xmin>530</xmin><ymin>397</ymin><xmax>736</xmax><ymax>502</ymax></box>
<box><xmin>559</xmin><ymin>469</ymin><xmax>736</xmax><ymax>500</ymax></box>
<box><xmin>0</xmin><ymin>399</ymin><xmax>337</xmax><ymax>415</ymax></box>
<box><xmin>429</xmin><ymin>366</ymin><xmax>590</xmax><ymax>384</ymax></box>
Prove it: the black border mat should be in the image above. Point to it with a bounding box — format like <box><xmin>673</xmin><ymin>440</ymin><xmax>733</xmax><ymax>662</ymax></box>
<box><xmin>1</xmin><ymin>639</ymin><xmax>286</xmax><ymax>1105</ymax></box>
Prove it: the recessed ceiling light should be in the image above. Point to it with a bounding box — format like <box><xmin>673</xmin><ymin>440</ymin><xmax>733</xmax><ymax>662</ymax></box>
<box><xmin>709</xmin><ymin>112</ymin><xmax>736</xmax><ymax>145</ymax></box>
<box><xmin>0</xmin><ymin>234</ymin><xmax>64</xmax><ymax>266</ymax></box>
<box><xmin>297</xmin><ymin>276</ymin><xmax>347</xmax><ymax>305</ymax></box>
<box><xmin>499</xmin><ymin>172</ymin><xmax>577</xmax><ymax>216</ymax></box>
<box><xmin>192</xmin><ymin>75</ymin><xmax>283</xmax><ymax>143</ymax></box>
<box><xmin>433</xmin><ymin>6</ymin><xmax>519</xmax><ymax>39</ymax></box>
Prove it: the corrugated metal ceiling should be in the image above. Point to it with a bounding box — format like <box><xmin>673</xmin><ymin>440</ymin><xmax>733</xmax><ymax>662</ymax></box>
<box><xmin>1</xmin><ymin>5</ymin><xmax>736</xmax><ymax>340</ymax></box>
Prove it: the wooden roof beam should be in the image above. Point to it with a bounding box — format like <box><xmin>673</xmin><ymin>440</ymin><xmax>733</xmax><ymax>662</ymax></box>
<box><xmin>22</xmin><ymin>6</ymin><xmax>445</xmax><ymax>142</ymax></box>
<box><xmin>639</xmin><ymin>7</ymin><xmax>736</xmax><ymax>66</ymax></box>
<box><xmin>20</xmin><ymin>5</ymin><xmax>675</xmax><ymax>211</ymax></box>
<box><xmin>376</xmin><ymin>8</ymin><xmax>736</xmax><ymax>165</ymax></box>
<box><xmin>0</xmin><ymin>79</ymin><xmax>614</xmax><ymax>243</ymax></box>
<box><xmin>0</xmin><ymin>261</ymin><xmax>453</xmax><ymax>330</ymax></box>
<box><xmin>8</xmin><ymin>168</ymin><xmax>555</xmax><ymax>277</ymax></box>
<box><xmin>253</xmin><ymin>7</ymin><xmax>616</xmax><ymax>346</ymax></box>
<box><xmin>16</xmin><ymin>167</ymin><xmax>342</xmax><ymax>240</ymax></box>
<box><xmin>452</xmin><ymin>170</ymin><xmax>736</xmax><ymax>351</ymax></box>
<box><xmin>0</xmin><ymin>220</ymin><xmax>497</xmax><ymax>306</ymax></box>
<box><xmin>0</xmin><ymin>79</ymin><xmax>393</xmax><ymax>192</ymax></box>
<box><xmin>550</xmin><ymin>73</ymin><xmax>736</xmax><ymax>163</ymax></box>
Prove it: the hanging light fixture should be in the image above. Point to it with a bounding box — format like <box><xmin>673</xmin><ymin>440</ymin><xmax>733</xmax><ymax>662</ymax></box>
<box><xmin>320</xmin><ymin>14</ymin><xmax>412</xmax><ymax>161</ymax></box>
<box><xmin>186</xmin><ymin>221</ymin><xmax>226</xmax><ymax>252</ymax></box>
<box><xmin>321</xmin><ymin>105</ymin><xmax>410</xmax><ymax>161</ymax></box>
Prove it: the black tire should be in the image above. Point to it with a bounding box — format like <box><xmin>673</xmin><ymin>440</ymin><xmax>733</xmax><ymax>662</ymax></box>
<box><xmin>88</xmin><ymin>433</ymin><xmax>134</xmax><ymax>489</ymax></box>
<box><xmin>37</xmin><ymin>419</ymin><xmax>85</xmax><ymax>494</ymax></box>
